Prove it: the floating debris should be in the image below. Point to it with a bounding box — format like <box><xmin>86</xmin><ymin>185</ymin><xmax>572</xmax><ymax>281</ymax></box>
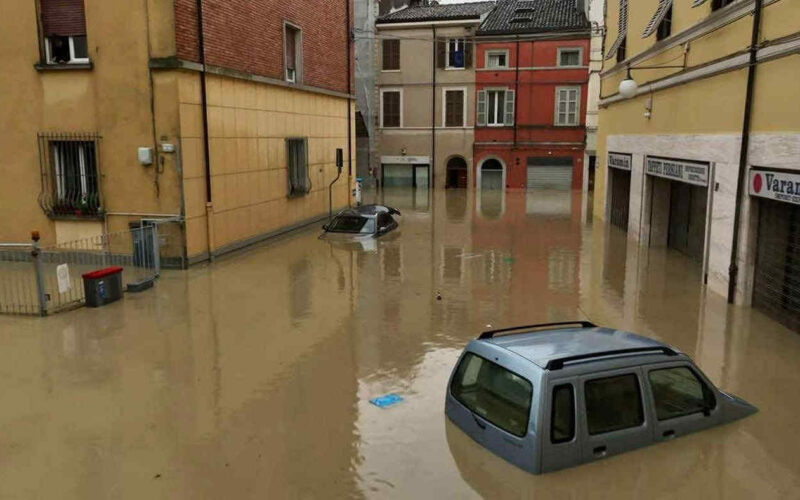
<box><xmin>369</xmin><ymin>394</ymin><xmax>404</xmax><ymax>409</ymax></box>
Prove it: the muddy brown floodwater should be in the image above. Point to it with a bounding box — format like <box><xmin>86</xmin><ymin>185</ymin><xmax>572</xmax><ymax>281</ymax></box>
<box><xmin>1</xmin><ymin>188</ymin><xmax>799</xmax><ymax>499</ymax></box>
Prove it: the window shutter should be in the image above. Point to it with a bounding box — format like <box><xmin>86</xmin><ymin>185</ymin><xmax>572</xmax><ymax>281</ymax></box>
<box><xmin>464</xmin><ymin>39</ymin><xmax>473</xmax><ymax>69</ymax></box>
<box><xmin>436</xmin><ymin>38</ymin><xmax>446</xmax><ymax>69</ymax></box>
<box><xmin>300</xmin><ymin>139</ymin><xmax>311</xmax><ymax>194</ymax></box>
<box><xmin>692</xmin><ymin>0</ymin><xmax>709</xmax><ymax>6</ymax></box>
<box><xmin>605</xmin><ymin>0</ymin><xmax>628</xmax><ymax>60</ymax></box>
<box><xmin>477</xmin><ymin>90</ymin><xmax>487</xmax><ymax>126</ymax></box>
<box><xmin>642</xmin><ymin>0</ymin><xmax>673</xmax><ymax>38</ymax></box>
<box><xmin>504</xmin><ymin>90</ymin><xmax>515</xmax><ymax>126</ymax></box>
<box><xmin>41</xmin><ymin>0</ymin><xmax>87</xmax><ymax>37</ymax></box>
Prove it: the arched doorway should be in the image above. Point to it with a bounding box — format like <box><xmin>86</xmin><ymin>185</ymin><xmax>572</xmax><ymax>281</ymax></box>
<box><xmin>479</xmin><ymin>158</ymin><xmax>505</xmax><ymax>190</ymax></box>
<box><xmin>446</xmin><ymin>156</ymin><xmax>468</xmax><ymax>188</ymax></box>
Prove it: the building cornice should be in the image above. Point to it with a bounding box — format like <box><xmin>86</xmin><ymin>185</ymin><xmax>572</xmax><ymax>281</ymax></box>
<box><xmin>601</xmin><ymin>0</ymin><xmax>781</xmax><ymax>79</ymax></box>
<box><xmin>149</xmin><ymin>57</ymin><xmax>355</xmax><ymax>100</ymax></box>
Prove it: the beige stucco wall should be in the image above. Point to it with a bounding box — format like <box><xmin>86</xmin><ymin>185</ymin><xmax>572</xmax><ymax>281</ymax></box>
<box><xmin>0</xmin><ymin>0</ymin><xmax>181</xmax><ymax>245</ymax></box>
<box><xmin>375</xmin><ymin>24</ymin><xmax>478</xmax><ymax>186</ymax></box>
<box><xmin>178</xmin><ymin>72</ymin><xmax>354</xmax><ymax>260</ymax></box>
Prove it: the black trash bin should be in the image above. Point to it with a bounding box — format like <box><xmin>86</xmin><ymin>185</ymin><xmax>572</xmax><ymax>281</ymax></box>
<box><xmin>82</xmin><ymin>267</ymin><xmax>124</xmax><ymax>308</ymax></box>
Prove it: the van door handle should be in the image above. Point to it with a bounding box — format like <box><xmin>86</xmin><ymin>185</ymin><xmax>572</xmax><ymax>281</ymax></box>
<box><xmin>663</xmin><ymin>430</ymin><xmax>675</xmax><ymax>438</ymax></box>
<box><xmin>593</xmin><ymin>446</ymin><xmax>607</xmax><ymax>457</ymax></box>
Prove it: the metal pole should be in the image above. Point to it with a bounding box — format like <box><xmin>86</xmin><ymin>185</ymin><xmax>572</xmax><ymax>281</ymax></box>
<box><xmin>31</xmin><ymin>231</ymin><xmax>47</xmax><ymax>317</ymax></box>
<box><xmin>727</xmin><ymin>0</ymin><xmax>763</xmax><ymax>304</ymax></box>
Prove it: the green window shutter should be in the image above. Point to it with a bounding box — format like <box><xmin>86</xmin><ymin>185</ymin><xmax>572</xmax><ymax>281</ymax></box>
<box><xmin>504</xmin><ymin>89</ymin><xmax>515</xmax><ymax>126</ymax></box>
<box><xmin>477</xmin><ymin>90</ymin><xmax>487</xmax><ymax>126</ymax></box>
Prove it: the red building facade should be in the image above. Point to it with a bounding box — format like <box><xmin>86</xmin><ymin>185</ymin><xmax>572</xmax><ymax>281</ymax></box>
<box><xmin>472</xmin><ymin>1</ymin><xmax>591</xmax><ymax>191</ymax></box>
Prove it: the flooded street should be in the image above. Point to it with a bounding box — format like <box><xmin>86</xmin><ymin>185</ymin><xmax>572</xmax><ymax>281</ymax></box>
<box><xmin>2</xmin><ymin>188</ymin><xmax>799</xmax><ymax>499</ymax></box>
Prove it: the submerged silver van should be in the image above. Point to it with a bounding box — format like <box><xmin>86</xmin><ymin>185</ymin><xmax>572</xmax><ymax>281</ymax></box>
<box><xmin>445</xmin><ymin>322</ymin><xmax>757</xmax><ymax>474</ymax></box>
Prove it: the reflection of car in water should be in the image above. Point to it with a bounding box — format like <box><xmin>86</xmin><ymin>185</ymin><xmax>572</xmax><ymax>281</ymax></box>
<box><xmin>445</xmin><ymin>322</ymin><xmax>757</xmax><ymax>474</ymax></box>
<box><xmin>320</xmin><ymin>205</ymin><xmax>401</xmax><ymax>245</ymax></box>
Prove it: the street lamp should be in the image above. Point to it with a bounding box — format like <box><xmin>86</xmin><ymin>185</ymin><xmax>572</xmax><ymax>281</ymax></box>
<box><xmin>619</xmin><ymin>68</ymin><xmax>638</xmax><ymax>99</ymax></box>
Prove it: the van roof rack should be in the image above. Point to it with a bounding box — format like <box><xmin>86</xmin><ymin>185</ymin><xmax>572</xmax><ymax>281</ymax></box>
<box><xmin>545</xmin><ymin>347</ymin><xmax>678</xmax><ymax>370</ymax></box>
<box><xmin>478</xmin><ymin>321</ymin><xmax>597</xmax><ymax>340</ymax></box>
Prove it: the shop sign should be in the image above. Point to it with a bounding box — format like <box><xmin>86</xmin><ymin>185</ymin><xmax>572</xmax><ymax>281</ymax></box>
<box><xmin>381</xmin><ymin>156</ymin><xmax>430</xmax><ymax>165</ymax></box>
<box><xmin>608</xmin><ymin>153</ymin><xmax>632</xmax><ymax>171</ymax></box>
<box><xmin>646</xmin><ymin>157</ymin><xmax>709</xmax><ymax>187</ymax></box>
<box><xmin>750</xmin><ymin>169</ymin><xmax>800</xmax><ymax>206</ymax></box>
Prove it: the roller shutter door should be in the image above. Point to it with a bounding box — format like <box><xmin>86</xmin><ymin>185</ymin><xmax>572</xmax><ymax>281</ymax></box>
<box><xmin>753</xmin><ymin>199</ymin><xmax>800</xmax><ymax>332</ymax></box>
<box><xmin>382</xmin><ymin>164</ymin><xmax>413</xmax><ymax>188</ymax></box>
<box><xmin>527</xmin><ymin>157</ymin><xmax>573</xmax><ymax>190</ymax></box>
<box><xmin>609</xmin><ymin>168</ymin><xmax>631</xmax><ymax>231</ymax></box>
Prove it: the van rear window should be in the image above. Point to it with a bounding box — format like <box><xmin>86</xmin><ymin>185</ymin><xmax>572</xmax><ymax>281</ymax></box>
<box><xmin>450</xmin><ymin>353</ymin><xmax>532</xmax><ymax>437</ymax></box>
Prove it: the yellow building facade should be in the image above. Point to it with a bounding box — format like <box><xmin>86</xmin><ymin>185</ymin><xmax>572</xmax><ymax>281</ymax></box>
<box><xmin>596</xmin><ymin>0</ymin><xmax>800</xmax><ymax>327</ymax></box>
<box><xmin>0</xmin><ymin>0</ymin><xmax>353</xmax><ymax>265</ymax></box>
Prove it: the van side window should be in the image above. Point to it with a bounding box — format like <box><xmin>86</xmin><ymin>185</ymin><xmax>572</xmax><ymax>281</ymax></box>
<box><xmin>648</xmin><ymin>366</ymin><xmax>716</xmax><ymax>421</ymax></box>
<box><xmin>585</xmin><ymin>374</ymin><xmax>644</xmax><ymax>435</ymax></box>
<box><xmin>551</xmin><ymin>384</ymin><xmax>575</xmax><ymax>443</ymax></box>
<box><xmin>450</xmin><ymin>353</ymin><xmax>533</xmax><ymax>437</ymax></box>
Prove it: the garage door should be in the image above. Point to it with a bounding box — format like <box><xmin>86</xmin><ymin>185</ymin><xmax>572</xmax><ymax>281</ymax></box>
<box><xmin>527</xmin><ymin>157</ymin><xmax>574</xmax><ymax>190</ymax></box>
<box><xmin>382</xmin><ymin>164</ymin><xmax>413</xmax><ymax>188</ymax></box>
<box><xmin>667</xmin><ymin>181</ymin><xmax>707</xmax><ymax>262</ymax></box>
<box><xmin>753</xmin><ymin>199</ymin><xmax>800</xmax><ymax>332</ymax></box>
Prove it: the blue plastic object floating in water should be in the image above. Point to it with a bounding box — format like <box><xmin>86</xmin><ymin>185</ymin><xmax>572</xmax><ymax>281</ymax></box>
<box><xmin>370</xmin><ymin>393</ymin><xmax>404</xmax><ymax>409</ymax></box>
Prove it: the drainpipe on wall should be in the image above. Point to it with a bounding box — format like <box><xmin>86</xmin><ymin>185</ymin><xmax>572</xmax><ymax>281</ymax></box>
<box><xmin>346</xmin><ymin>0</ymin><xmax>353</xmax><ymax>197</ymax></box>
<box><xmin>727</xmin><ymin>0</ymin><xmax>763</xmax><ymax>304</ymax></box>
<box><xmin>432</xmin><ymin>26</ymin><xmax>437</xmax><ymax>189</ymax></box>
<box><xmin>513</xmin><ymin>36</ymin><xmax>520</xmax><ymax>148</ymax></box>
<box><xmin>196</xmin><ymin>0</ymin><xmax>215</xmax><ymax>260</ymax></box>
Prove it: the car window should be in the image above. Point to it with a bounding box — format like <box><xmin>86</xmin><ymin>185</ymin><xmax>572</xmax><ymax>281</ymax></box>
<box><xmin>648</xmin><ymin>366</ymin><xmax>716</xmax><ymax>421</ymax></box>
<box><xmin>378</xmin><ymin>213</ymin><xmax>394</xmax><ymax>229</ymax></box>
<box><xmin>585</xmin><ymin>374</ymin><xmax>644</xmax><ymax>435</ymax></box>
<box><xmin>327</xmin><ymin>216</ymin><xmax>368</xmax><ymax>233</ymax></box>
<box><xmin>551</xmin><ymin>384</ymin><xmax>575</xmax><ymax>443</ymax></box>
<box><xmin>450</xmin><ymin>353</ymin><xmax>533</xmax><ymax>437</ymax></box>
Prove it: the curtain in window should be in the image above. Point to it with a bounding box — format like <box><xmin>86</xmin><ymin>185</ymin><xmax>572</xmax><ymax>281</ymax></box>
<box><xmin>41</xmin><ymin>0</ymin><xmax>87</xmax><ymax>37</ymax></box>
<box><xmin>643</xmin><ymin>0</ymin><xmax>674</xmax><ymax>38</ymax></box>
<box><xmin>605</xmin><ymin>0</ymin><xmax>628</xmax><ymax>60</ymax></box>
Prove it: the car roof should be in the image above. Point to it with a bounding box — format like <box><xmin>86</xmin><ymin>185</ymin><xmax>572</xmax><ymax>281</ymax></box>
<box><xmin>335</xmin><ymin>205</ymin><xmax>395</xmax><ymax>219</ymax></box>
<box><xmin>483</xmin><ymin>326</ymin><xmax>676</xmax><ymax>369</ymax></box>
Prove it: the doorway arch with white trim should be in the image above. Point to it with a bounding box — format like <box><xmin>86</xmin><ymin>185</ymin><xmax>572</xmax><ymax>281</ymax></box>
<box><xmin>477</xmin><ymin>156</ymin><xmax>507</xmax><ymax>191</ymax></box>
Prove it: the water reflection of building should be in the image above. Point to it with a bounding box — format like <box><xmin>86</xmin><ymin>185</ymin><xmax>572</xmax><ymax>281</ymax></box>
<box><xmin>471</xmin><ymin>191</ymin><xmax>584</xmax><ymax>324</ymax></box>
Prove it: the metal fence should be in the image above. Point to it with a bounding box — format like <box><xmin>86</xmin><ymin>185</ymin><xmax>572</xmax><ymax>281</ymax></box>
<box><xmin>0</xmin><ymin>225</ymin><xmax>160</xmax><ymax>316</ymax></box>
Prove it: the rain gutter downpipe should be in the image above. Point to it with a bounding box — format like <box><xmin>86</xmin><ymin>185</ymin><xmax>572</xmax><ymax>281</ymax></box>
<box><xmin>196</xmin><ymin>0</ymin><xmax>212</xmax><ymax>203</ymax></box>
<box><xmin>346</xmin><ymin>0</ymin><xmax>353</xmax><ymax>191</ymax></box>
<box><xmin>727</xmin><ymin>0</ymin><xmax>763</xmax><ymax>304</ymax></box>
<box><xmin>513</xmin><ymin>36</ymin><xmax>520</xmax><ymax>148</ymax></box>
<box><xmin>432</xmin><ymin>26</ymin><xmax>437</xmax><ymax>189</ymax></box>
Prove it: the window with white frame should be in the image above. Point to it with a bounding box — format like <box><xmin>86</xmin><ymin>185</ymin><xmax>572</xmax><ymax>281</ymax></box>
<box><xmin>477</xmin><ymin>89</ymin><xmax>515</xmax><ymax>127</ymax></box>
<box><xmin>40</xmin><ymin>0</ymin><xmax>89</xmax><ymax>64</ymax></box>
<box><xmin>447</xmin><ymin>38</ymin><xmax>466</xmax><ymax>69</ymax></box>
<box><xmin>486</xmin><ymin>50</ymin><xmax>509</xmax><ymax>69</ymax></box>
<box><xmin>555</xmin><ymin>87</ymin><xmax>581</xmax><ymax>126</ymax></box>
<box><xmin>381</xmin><ymin>89</ymin><xmax>402</xmax><ymax>128</ymax></box>
<box><xmin>284</xmin><ymin>23</ymin><xmax>302</xmax><ymax>83</ymax></box>
<box><xmin>558</xmin><ymin>48</ymin><xmax>582</xmax><ymax>67</ymax></box>
<box><xmin>443</xmin><ymin>89</ymin><xmax>465</xmax><ymax>127</ymax></box>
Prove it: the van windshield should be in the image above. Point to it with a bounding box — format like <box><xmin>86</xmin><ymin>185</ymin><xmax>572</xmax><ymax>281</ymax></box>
<box><xmin>450</xmin><ymin>353</ymin><xmax>532</xmax><ymax>437</ymax></box>
<box><xmin>327</xmin><ymin>216</ymin><xmax>375</xmax><ymax>234</ymax></box>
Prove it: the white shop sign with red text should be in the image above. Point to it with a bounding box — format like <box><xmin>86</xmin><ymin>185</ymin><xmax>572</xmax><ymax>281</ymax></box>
<box><xmin>750</xmin><ymin>169</ymin><xmax>800</xmax><ymax>206</ymax></box>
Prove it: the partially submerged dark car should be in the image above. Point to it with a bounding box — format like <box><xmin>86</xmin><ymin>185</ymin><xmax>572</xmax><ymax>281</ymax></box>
<box><xmin>320</xmin><ymin>205</ymin><xmax>400</xmax><ymax>240</ymax></box>
<box><xmin>445</xmin><ymin>322</ymin><xmax>757</xmax><ymax>474</ymax></box>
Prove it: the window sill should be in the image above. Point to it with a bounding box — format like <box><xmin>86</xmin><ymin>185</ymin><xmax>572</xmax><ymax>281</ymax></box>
<box><xmin>381</xmin><ymin>69</ymin><xmax>401</xmax><ymax>73</ymax></box>
<box><xmin>35</xmin><ymin>61</ymin><xmax>93</xmax><ymax>71</ymax></box>
<box><xmin>444</xmin><ymin>67</ymin><xmax>466</xmax><ymax>71</ymax></box>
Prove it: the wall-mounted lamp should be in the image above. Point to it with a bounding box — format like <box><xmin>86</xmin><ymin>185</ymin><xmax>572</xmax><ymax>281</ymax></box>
<box><xmin>619</xmin><ymin>62</ymin><xmax>686</xmax><ymax>99</ymax></box>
